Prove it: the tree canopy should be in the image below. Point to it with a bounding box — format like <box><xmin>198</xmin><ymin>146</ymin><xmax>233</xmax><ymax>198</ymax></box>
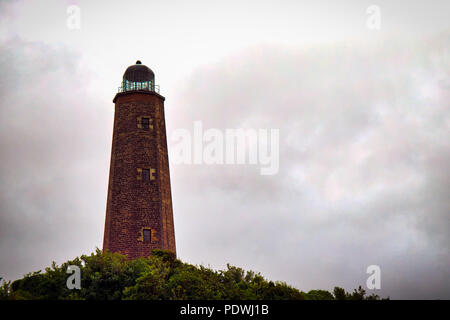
<box><xmin>0</xmin><ymin>249</ymin><xmax>385</xmax><ymax>300</ymax></box>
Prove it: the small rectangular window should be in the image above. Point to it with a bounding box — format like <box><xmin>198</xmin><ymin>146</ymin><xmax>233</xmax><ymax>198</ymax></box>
<box><xmin>141</xmin><ymin>117</ymin><xmax>150</xmax><ymax>130</ymax></box>
<box><xmin>142</xmin><ymin>168</ymin><xmax>150</xmax><ymax>181</ymax></box>
<box><xmin>143</xmin><ymin>229</ymin><xmax>151</xmax><ymax>242</ymax></box>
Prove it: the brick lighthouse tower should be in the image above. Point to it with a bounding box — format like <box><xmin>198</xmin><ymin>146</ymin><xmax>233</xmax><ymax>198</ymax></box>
<box><xmin>103</xmin><ymin>61</ymin><xmax>176</xmax><ymax>259</ymax></box>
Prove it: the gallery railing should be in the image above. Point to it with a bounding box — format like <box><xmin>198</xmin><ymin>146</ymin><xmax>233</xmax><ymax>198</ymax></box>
<box><xmin>118</xmin><ymin>81</ymin><xmax>160</xmax><ymax>94</ymax></box>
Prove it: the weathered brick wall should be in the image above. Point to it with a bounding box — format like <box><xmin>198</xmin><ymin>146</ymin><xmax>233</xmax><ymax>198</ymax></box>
<box><xmin>103</xmin><ymin>91</ymin><xmax>176</xmax><ymax>259</ymax></box>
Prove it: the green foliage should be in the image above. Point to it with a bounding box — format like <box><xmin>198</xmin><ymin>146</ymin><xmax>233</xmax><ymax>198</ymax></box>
<box><xmin>329</xmin><ymin>286</ymin><xmax>386</xmax><ymax>300</ymax></box>
<box><xmin>0</xmin><ymin>277</ymin><xmax>13</xmax><ymax>300</ymax></box>
<box><xmin>333</xmin><ymin>286</ymin><xmax>348</xmax><ymax>300</ymax></box>
<box><xmin>1</xmin><ymin>250</ymin><xmax>386</xmax><ymax>300</ymax></box>
<box><xmin>303</xmin><ymin>289</ymin><xmax>335</xmax><ymax>300</ymax></box>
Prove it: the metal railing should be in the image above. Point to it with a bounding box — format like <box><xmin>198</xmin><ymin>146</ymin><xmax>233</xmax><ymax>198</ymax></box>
<box><xmin>118</xmin><ymin>81</ymin><xmax>160</xmax><ymax>94</ymax></box>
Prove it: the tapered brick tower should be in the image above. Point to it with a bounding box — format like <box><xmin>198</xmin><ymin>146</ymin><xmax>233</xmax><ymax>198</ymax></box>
<box><xmin>103</xmin><ymin>61</ymin><xmax>176</xmax><ymax>259</ymax></box>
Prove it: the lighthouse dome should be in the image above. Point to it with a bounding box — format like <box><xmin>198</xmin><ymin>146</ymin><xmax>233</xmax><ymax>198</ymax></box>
<box><xmin>117</xmin><ymin>60</ymin><xmax>160</xmax><ymax>95</ymax></box>
<box><xmin>123</xmin><ymin>60</ymin><xmax>155</xmax><ymax>83</ymax></box>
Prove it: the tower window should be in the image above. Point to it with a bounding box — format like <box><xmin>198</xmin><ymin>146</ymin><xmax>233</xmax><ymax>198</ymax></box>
<box><xmin>137</xmin><ymin>116</ymin><xmax>153</xmax><ymax>130</ymax></box>
<box><xmin>141</xmin><ymin>117</ymin><xmax>150</xmax><ymax>130</ymax></box>
<box><xmin>137</xmin><ymin>167</ymin><xmax>156</xmax><ymax>181</ymax></box>
<box><xmin>142</xmin><ymin>168</ymin><xmax>150</xmax><ymax>181</ymax></box>
<box><xmin>143</xmin><ymin>229</ymin><xmax>151</xmax><ymax>243</ymax></box>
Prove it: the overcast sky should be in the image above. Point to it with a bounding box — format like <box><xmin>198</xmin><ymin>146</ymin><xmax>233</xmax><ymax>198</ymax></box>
<box><xmin>0</xmin><ymin>0</ymin><xmax>449</xmax><ymax>299</ymax></box>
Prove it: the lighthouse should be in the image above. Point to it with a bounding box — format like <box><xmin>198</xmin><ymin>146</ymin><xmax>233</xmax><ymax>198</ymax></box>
<box><xmin>103</xmin><ymin>61</ymin><xmax>176</xmax><ymax>259</ymax></box>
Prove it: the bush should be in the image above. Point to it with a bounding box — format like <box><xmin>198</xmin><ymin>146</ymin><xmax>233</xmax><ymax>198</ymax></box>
<box><xmin>1</xmin><ymin>250</ymin><xmax>385</xmax><ymax>300</ymax></box>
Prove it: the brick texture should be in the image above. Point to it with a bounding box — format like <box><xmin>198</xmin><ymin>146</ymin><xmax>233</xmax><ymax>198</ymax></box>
<box><xmin>103</xmin><ymin>91</ymin><xmax>176</xmax><ymax>259</ymax></box>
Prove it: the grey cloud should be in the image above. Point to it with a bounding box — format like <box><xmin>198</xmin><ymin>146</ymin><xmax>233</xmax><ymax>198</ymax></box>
<box><xmin>168</xmin><ymin>37</ymin><xmax>450</xmax><ymax>298</ymax></box>
<box><xmin>0</xmin><ymin>37</ymin><xmax>110</xmax><ymax>279</ymax></box>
